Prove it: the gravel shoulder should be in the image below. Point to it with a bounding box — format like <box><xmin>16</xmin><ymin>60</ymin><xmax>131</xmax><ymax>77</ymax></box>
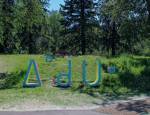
<box><xmin>0</xmin><ymin>95</ymin><xmax>149</xmax><ymax>115</ymax></box>
<box><xmin>95</xmin><ymin>97</ymin><xmax>150</xmax><ymax>115</ymax></box>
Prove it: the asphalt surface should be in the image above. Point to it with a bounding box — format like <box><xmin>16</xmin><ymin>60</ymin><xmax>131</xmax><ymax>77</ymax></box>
<box><xmin>0</xmin><ymin>110</ymin><xmax>107</xmax><ymax>115</ymax></box>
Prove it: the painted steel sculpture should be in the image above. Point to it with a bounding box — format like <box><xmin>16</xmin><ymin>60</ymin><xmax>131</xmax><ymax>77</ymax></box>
<box><xmin>23</xmin><ymin>58</ymin><xmax>104</xmax><ymax>88</ymax></box>
<box><xmin>23</xmin><ymin>59</ymin><xmax>42</xmax><ymax>88</ymax></box>
<box><xmin>56</xmin><ymin>59</ymin><xmax>72</xmax><ymax>88</ymax></box>
<box><xmin>82</xmin><ymin>60</ymin><xmax>102</xmax><ymax>87</ymax></box>
<box><xmin>44</xmin><ymin>54</ymin><xmax>55</xmax><ymax>62</ymax></box>
<box><xmin>107</xmin><ymin>66</ymin><xmax>116</xmax><ymax>74</ymax></box>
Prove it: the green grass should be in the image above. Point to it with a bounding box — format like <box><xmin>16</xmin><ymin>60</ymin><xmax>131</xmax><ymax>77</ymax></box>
<box><xmin>0</xmin><ymin>55</ymin><xmax>150</xmax><ymax>106</ymax></box>
<box><xmin>0</xmin><ymin>55</ymin><xmax>102</xmax><ymax>106</ymax></box>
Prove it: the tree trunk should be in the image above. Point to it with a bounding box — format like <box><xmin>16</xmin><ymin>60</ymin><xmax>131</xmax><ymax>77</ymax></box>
<box><xmin>111</xmin><ymin>21</ymin><xmax>117</xmax><ymax>56</ymax></box>
<box><xmin>146</xmin><ymin>0</ymin><xmax>150</xmax><ymax>23</ymax></box>
<box><xmin>146</xmin><ymin>0</ymin><xmax>150</xmax><ymax>37</ymax></box>
<box><xmin>28</xmin><ymin>32</ymin><xmax>33</xmax><ymax>54</ymax></box>
<box><xmin>80</xmin><ymin>0</ymin><xmax>86</xmax><ymax>55</ymax></box>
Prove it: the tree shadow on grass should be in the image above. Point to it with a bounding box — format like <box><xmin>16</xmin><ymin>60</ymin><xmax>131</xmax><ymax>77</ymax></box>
<box><xmin>93</xmin><ymin>57</ymin><xmax>150</xmax><ymax>114</ymax></box>
<box><xmin>69</xmin><ymin>80</ymin><xmax>101</xmax><ymax>97</ymax></box>
<box><xmin>116</xmin><ymin>100</ymin><xmax>150</xmax><ymax>114</ymax></box>
<box><xmin>119</xmin><ymin>58</ymin><xmax>150</xmax><ymax>93</ymax></box>
<box><xmin>70</xmin><ymin>57</ymin><xmax>150</xmax><ymax>107</ymax></box>
<box><xmin>95</xmin><ymin>99</ymin><xmax>150</xmax><ymax>115</ymax></box>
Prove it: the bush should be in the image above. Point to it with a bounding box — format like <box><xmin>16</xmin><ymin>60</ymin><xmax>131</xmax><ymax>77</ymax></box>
<box><xmin>99</xmin><ymin>55</ymin><xmax>150</xmax><ymax>94</ymax></box>
<box><xmin>100</xmin><ymin>74</ymin><xmax>121</xmax><ymax>94</ymax></box>
<box><xmin>0</xmin><ymin>71</ymin><xmax>25</xmax><ymax>89</ymax></box>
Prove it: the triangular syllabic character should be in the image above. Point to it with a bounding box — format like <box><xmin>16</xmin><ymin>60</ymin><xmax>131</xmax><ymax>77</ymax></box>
<box><xmin>23</xmin><ymin>59</ymin><xmax>42</xmax><ymax>88</ymax></box>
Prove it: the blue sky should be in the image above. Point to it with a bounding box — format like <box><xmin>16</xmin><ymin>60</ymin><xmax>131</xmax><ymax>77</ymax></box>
<box><xmin>49</xmin><ymin>0</ymin><xmax>64</xmax><ymax>11</ymax></box>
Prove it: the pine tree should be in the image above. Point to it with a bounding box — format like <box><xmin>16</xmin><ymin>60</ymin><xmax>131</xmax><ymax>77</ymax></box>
<box><xmin>60</xmin><ymin>0</ymin><xmax>97</xmax><ymax>55</ymax></box>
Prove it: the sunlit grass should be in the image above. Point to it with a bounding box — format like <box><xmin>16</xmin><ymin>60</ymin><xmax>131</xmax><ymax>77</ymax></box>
<box><xmin>0</xmin><ymin>54</ymin><xmax>149</xmax><ymax>106</ymax></box>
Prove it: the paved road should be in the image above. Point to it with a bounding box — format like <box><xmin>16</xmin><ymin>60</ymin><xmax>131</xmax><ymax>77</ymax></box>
<box><xmin>0</xmin><ymin>110</ymin><xmax>107</xmax><ymax>115</ymax></box>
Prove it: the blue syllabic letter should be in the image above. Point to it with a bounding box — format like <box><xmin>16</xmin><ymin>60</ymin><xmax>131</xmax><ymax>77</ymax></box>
<box><xmin>56</xmin><ymin>59</ymin><xmax>72</xmax><ymax>88</ymax></box>
<box><xmin>82</xmin><ymin>60</ymin><xmax>102</xmax><ymax>87</ymax></box>
<box><xmin>23</xmin><ymin>59</ymin><xmax>42</xmax><ymax>88</ymax></box>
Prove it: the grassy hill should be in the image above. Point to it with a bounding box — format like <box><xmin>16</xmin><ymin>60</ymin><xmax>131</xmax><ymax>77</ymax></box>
<box><xmin>0</xmin><ymin>55</ymin><xmax>149</xmax><ymax>106</ymax></box>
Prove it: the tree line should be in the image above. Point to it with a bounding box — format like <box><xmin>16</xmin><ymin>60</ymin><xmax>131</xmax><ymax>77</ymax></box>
<box><xmin>0</xmin><ymin>0</ymin><xmax>149</xmax><ymax>56</ymax></box>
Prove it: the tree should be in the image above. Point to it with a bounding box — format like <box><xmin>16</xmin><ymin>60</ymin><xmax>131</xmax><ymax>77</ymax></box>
<box><xmin>98</xmin><ymin>0</ymin><xmax>148</xmax><ymax>56</ymax></box>
<box><xmin>60</xmin><ymin>0</ymin><xmax>97</xmax><ymax>55</ymax></box>
<box><xmin>0</xmin><ymin>0</ymin><xmax>16</xmax><ymax>53</ymax></box>
<box><xmin>145</xmin><ymin>0</ymin><xmax>150</xmax><ymax>38</ymax></box>
<box><xmin>48</xmin><ymin>12</ymin><xmax>63</xmax><ymax>53</ymax></box>
<box><xmin>16</xmin><ymin>0</ymin><xmax>48</xmax><ymax>54</ymax></box>
<box><xmin>146</xmin><ymin>0</ymin><xmax>150</xmax><ymax>22</ymax></box>
<box><xmin>0</xmin><ymin>1</ymin><xmax>3</xmax><ymax>52</ymax></box>
<box><xmin>98</xmin><ymin>0</ymin><xmax>121</xmax><ymax>56</ymax></box>
<box><xmin>36</xmin><ymin>11</ymin><xmax>63</xmax><ymax>54</ymax></box>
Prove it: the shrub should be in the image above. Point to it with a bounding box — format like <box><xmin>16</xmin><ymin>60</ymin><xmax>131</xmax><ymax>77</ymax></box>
<box><xmin>0</xmin><ymin>71</ymin><xmax>25</xmax><ymax>89</ymax></box>
<box><xmin>99</xmin><ymin>55</ymin><xmax>150</xmax><ymax>94</ymax></box>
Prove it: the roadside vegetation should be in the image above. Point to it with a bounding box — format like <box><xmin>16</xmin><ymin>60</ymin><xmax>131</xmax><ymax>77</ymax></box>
<box><xmin>0</xmin><ymin>55</ymin><xmax>149</xmax><ymax>105</ymax></box>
